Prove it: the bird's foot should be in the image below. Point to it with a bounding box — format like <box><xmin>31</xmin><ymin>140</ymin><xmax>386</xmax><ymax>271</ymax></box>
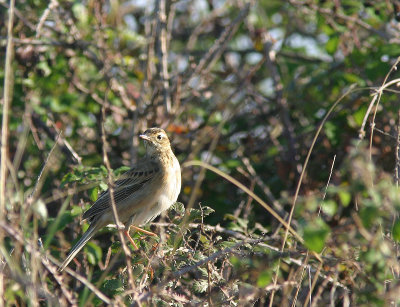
<box><xmin>129</xmin><ymin>225</ymin><xmax>158</xmax><ymax>237</ymax></box>
<box><xmin>124</xmin><ymin>230</ymin><xmax>139</xmax><ymax>250</ymax></box>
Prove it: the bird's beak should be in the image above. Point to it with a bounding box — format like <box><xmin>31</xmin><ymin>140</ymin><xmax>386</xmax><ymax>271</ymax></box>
<box><xmin>139</xmin><ymin>134</ymin><xmax>150</xmax><ymax>141</ymax></box>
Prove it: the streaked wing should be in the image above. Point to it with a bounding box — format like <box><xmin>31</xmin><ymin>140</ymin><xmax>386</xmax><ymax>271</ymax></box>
<box><xmin>82</xmin><ymin>159</ymin><xmax>160</xmax><ymax>221</ymax></box>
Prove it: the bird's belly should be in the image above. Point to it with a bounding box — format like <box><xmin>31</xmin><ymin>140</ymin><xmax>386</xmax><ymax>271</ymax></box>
<box><xmin>123</xmin><ymin>157</ymin><xmax>181</xmax><ymax>227</ymax></box>
<box><xmin>127</xmin><ymin>189</ymin><xmax>176</xmax><ymax>226</ymax></box>
<box><xmin>128</xmin><ymin>172</ymin><xmax>180</xmax><ymax>226</ymax></box>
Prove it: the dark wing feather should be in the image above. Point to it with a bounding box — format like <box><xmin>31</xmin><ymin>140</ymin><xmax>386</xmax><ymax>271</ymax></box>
<box><xmin>82</xmin><ymin>160</ymin><xmax>160</xmax><ymax>221</ymax></box>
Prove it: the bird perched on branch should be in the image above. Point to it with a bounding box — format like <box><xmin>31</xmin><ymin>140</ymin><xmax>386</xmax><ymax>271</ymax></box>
<box><xmin>59</xmin><ymin>127</ymin><xmax>181</xmax><ymax>271</ymax></box>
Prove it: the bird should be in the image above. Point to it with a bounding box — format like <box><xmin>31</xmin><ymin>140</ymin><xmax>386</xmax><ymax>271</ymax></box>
<box><xmin>58</xmin><ymin>127</ymin><xmax>181</xmax><ymax>271</ymax></box>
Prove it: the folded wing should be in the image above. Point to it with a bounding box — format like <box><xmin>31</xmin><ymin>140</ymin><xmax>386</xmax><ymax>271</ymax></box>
<box><xmin>82</xmin><ymin>160</ymin><xmax>160</xmax><ymax>222</ymax></box>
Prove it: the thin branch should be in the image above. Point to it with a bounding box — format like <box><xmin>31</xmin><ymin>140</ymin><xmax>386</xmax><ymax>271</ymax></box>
<box><xmin>367</xmin><ymin>58</ymin><xmax>400</xmax><ymax>160</ymax></box>
<box><xmin>100</xmin><ymin>103</ymin><xmax>136</xmax><ymax>291</ymax></box>
<box><xmin>358</xmin><ymin>58</ymin><xmax>400</xmax><ymax>141</ymax></box>
<box><xmin>182</xmin><ymin>160</ymin><xmax>322</xmax><ymax>262</ymax></box>
<box><xmin>173</xmin><ymin>238</ymin><xmax>263</xmax><ymax>278</ymax></box>
<box><xmin>0</xmin><ymin>221</ymin><xmax>110</xmax><ymax>304</ymax></box>
<box><xmin>396</xmin><ymin>109</ymin><xmax>400</xmax><ymax>187</ymax></box>
<box><xmin>0</xmin><ymin>4</ymin><xmax>15</xmax><ymax>305</ymax></box>
<box><xmin>304</xmin><ymin>262</ymin><xmax>323</xmax><ymax>307</ymax></box>
<box><xmin>27</xmin><ymin>131</ymin><xmax>61</xmax><ymax>205</ymax></box>
<box><xmin>183</xmin><ymin>3</ymin><xmax>251</xmax><ymax>90</ymax></box>
<box><xmin>318</xmin><ymin>155</ymin><xmax>336</xmax><ymax>216</ymax></box>
<box><xmin>132</xmin><ymin>238</ymin><xmax>265</xmax><ymax>305</ymax></box>
<box><xmin>281</xmin><ymin>85</ymin><xmax>359</xmax><ymax>253</ymax></box>
<box><xmin>0</xmin><ymin>2</ymin><xmax>35</xmax><ymax>30</ymax></box>
<box><xmin>289</xmin><ymin>0</ymin><xmax>390</xmax><ymax>40</ymax></box>
<box><xmin>35</xmin><ymin>0</ymin><xmax>59</xmax><ymax>38</ymax></box>
<box><xmin>291</xmin><ymin>253</ymin><xmax>310</xmax><ymax>307</ymax></box>
<box><xmin>0</xmin><ymin>0</ymin><xmax>15</xmax><ymax>218</ymax></box>
<box><xmin>30</xmin><ymin>112</ymin><xmax>82</xmax><ymax>165</ymax></box>
<box><xmin>154</xmin><ymin>0</ymin><xmax>172</xmax><ymax>112</ymax></box>
<box><xmin>262</xmin><ymin>31</ymin><xmax>297</xmax><ymax>163</ymax></box>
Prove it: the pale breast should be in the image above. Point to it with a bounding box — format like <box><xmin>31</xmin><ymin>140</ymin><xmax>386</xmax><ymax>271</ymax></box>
<box><xmin>127</xmin><ymin>155</ymin><xmax>181</xmax><ymax>226</ymax></box>
<box><xmin>158</xmin><ymin>155</ymin><xmax>181</xmax><ymax>212</ymax></box>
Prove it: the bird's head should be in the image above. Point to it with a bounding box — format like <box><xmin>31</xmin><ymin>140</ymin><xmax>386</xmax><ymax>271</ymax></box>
<box><xmin>140</xmin><ymin>128</ymin><xmax>171</xmax><ymax>154</ymax></box>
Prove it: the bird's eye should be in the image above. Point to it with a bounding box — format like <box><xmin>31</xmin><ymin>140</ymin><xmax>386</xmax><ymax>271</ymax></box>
<box><xmin>157</xmin><ymin>134</ymin><xmax>162</xmax><ymax>140</ymax></box>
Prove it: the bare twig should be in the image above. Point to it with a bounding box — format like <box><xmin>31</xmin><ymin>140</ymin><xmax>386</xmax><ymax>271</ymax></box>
<box><xmin>182</xmin><ymin>160</ymin><xmax>321</xmax><ymax>260</ymax></box>
<box><xmin>269</xmin><ymin>86</ymin><xmax>357</xmax><ymax>305</ymax></box>
<box><xmin>36</xmin><ymin>0</ymin><xmax>59</xmax><ymax>38</ymax></box>
<box><xmin>291</xmin><ymin>253</ymin><xmax>310</xmax><ymax>307</ymax></box>
<box><xmin>186</xmin><ymin>4</ymin><xmax>228</xmax><ymax>50</ymax></box>
<box><xmin>173</xmin><ymin>238</ymin><xmax>263</xmax><ymax>278</ymax></box>
<box><xmin>183</xmin><ymin>3</ymin><xmax>251</xmax><ymax>90</ymax></box>
<box><xmin>240</xmin><ymin>156</ymin><xmax>288</xmax><ymax>222</ymax></box>
<box><xmin>304</xmin><ymin>262</ymin><xmax>323</xmax><ymax>307</ymax></box>
<box><xmin>0</xmin><ymin>221</ymin><xmax>110</xmax><ymax>304</ymax></box>
<box><xmin>366</xmin><ymin>59</ymin><xmax>400</xmax><ymax>160</ymax></box>
<box><xmin>262</xmin><ymin>31</ymin><xmax>296</xmax><ymax>163</ymax></box>
<box><xmin>396</xmin><ymin>109</ymin><xmax>400</xmax><ymax>187</ymax></box>
<box><xmin>28</xmin><ymin>132</ymin><xmax>61</xmax><ymax>202</ymax></box>
<box><xmin>0</xmin><ymin>0</ymin><xmax>15</xmax><ymax>218</ymax></box>
<box><xmin>30</xmin><ymin>112</ymin><xmax>82</xmax><ymax>165</ymax></box>
<box><xmin>132</xmin><ymin>238</ymin><xmax>264</xmax><ymax>305</ymax></box>
<box><xmin>0</xmin><ymin>3</ymin><xmax>15</xmax><ymax>304</ymax></box>
<box><xmin>289</xmin><ymin>0</ymin><xmax>390</xmax><ymax>40</ymax></box>
<box><xmin>358</xmin><ymin>57</ymin><xmax>400</xmax><ymax>141</ymax></box>
<box><xmin>280</xmin><ymin>85</ymin><xmax>358</xmax><ymax>251</ymax></box>
<box><xmin>0</xmin><ymin>2</ymin><xmax>35</xmax><ymax>30</ymax></box>
<box><xmin>100</xmin><ymin>104</ymin><xmax>136</xmax><ymax>291</ymax></box>
<box><xmin>154</xmin><ymin>0</ymin><xmax>172</xmax><ymax>112</ymax></box>
<box><xmin>310</xmin><ymin>272</ymin><xmax>330</xmax><ymax>307</ymax></box>
<box><xmin>318</xmin><ymin>155</ymin><xmax>337</xmax><ymax>216</ymax></box>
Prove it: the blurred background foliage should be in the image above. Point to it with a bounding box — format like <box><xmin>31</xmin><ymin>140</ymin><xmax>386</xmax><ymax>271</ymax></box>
<box><xmin>1</xmin><ymin>0</ymin><xmax>400</xmax><ymax>305</ymax></box>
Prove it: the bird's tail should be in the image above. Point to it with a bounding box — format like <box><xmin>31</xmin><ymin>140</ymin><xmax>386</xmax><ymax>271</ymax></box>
<box><xmin>58</xmin><ymin>223</ymin><xmax>100</xmax><ymax>272</ymax></box>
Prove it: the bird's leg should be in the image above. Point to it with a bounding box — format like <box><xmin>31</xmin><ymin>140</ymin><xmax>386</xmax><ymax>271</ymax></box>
<box><xmin>130</xmin><ymin>225</ymin><xmax>158</xmax><ymax>237</ymax></box>
<box><xmin>124</xmin><ymin>229</ymin><xmax>139</xmax><ymax>250</ymax></box>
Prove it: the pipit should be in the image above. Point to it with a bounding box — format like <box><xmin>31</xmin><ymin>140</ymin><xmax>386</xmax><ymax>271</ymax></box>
<box><xmin>59</xmin><ymin>128</ymin><xmax>181</xmax><ymax>271</ymax></box>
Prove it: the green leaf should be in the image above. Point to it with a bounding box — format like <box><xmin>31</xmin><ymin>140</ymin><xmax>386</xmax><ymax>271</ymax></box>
<box><xmin>303</xmin><ymin>219</ymin><xmax>330</xmax><ymax>253</ymax></box>
<box><xmin>89</xmin><ymin>187</ymin><xmax>99</xmax><ymax>202</ymax></box>
<box><xmin>343</xmin><ymin>73</ymin><xmax>366</xmax><ymax>86</ymax></box>
<box><xmin>217</xmin><ymin>240</ymin><xmax>238</xmax><ymax>251</ymax></box>
<box><xmin>225</xmin><ymin>159</ymin><xmax>241</xmax><ymax>169</ymax></box>
<box><xmin>33</xmin><ymin>199</ymin><xmax>48</xmax><ymax>223</ymax></box>
<box><xmin>236</xmin><ymin>217</ymin><xmax>249</xmax><ymax>229</ymax></box>
<box><xmin>193</xmin><ymin>279</ymin><xmax>208</xmax><ymax>293</ymax></box>
<box><xmin>325</xmin><ymin>36</ymin><xmax>339</xmax><ymax>55</ymax></box>
<box><xmin>60</xmin><ymin>172</ymin><xmax>79</xmax><ymax>188</ymax></box>
<box><xmin>102</xmin><ymin>279</ymin><xmax>124</xmax><ymax>296</ymax></box>
<box><xmin>170</xmin><ymin>202</ymin><xmax>185</xmax><ymax>216</ymax></box>
<box><xmin>114</xmin><ymin>166</ymin><xmax>130</xmax><ymax>176</ymax></box>
<box><xmin>72</xmin><ymin>3</ymin><xmax>88</xmax><ymax>25</ymax></box>
<box><xmin>37</xmin><ymin>61</ymin><xmax>51</xmax><ymax>77</ymax></box>
<box><xmin>188</xmin><ymin>206</ymin><xmax>215</xmax><ymax>221</ymax></box>
<box><xmin>321</xmin><ymin>200</ymin><xmax>337</xmax><ymax>217</ymax></box>
<box><xmin>338</xmin><ymin>190</ymin><xmax>351</xmax><ymax>207</ymax></box>
<box><xmin>393</xmin><ymin>220</ymin><xmax>400</xmax><ymax>242</ymax></box>
<box><xmin>110</xmin><ymin>241</ymin><xmax>121</xmax><ymax>254</ymax></box>
<box><xmin>352</xmin><ymin>105</ymin><xmax>368</xmax><ymax>127</ymax></box>
<box><xmin>99</xmin><ymin>182</ymin><xmax>108</xmax><ymax>191</ymax></box>
<box><xmin>360</xmin><ymin>206</ymin><xmax>378</xmax><ymax>228</ymax></box>
<box><xmin>70</xmin><ymin>205</ymin><xmax>83</xmax><ymax>217</ymax></box>
<box><xmin>324</xmin><ymin>121</ymin><xmax>340</xmax><ymax>146</ymax></box>
<box><xmin>257</xmin><ymin>270</ymin><xmax>272</xmax><ymax>287</ymax></box>
<box><xmin>85</xmin><ymin>242</ymin><xmax>102</xmax><ymax>265</ymax></box>
<box><xmin>230</xmin><ymin>256</ymin><xmax>240</xmax><ymax>267</ymax></box>
<box><xmin>226</xmin><ymin>221</ymin><xmax>244</xmax><ymax>232</ymax></box>
<box><xmin>202</xmin><ymin>206</ymin><xmax>215</xmax><ymax>217</ymax></box>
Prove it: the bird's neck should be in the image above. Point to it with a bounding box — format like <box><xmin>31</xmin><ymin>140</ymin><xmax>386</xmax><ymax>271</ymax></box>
<box><xmin>148</xmin><ymin>148</ymin><xmax>174</xmax><ymax>164</ymax></box>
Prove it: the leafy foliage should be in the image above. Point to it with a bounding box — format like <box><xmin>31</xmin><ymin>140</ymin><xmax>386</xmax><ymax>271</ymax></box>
<box><xmin>1</xmin><ymin>0</ymin><xmax>400</xmax><ymax>305</ymax></box>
